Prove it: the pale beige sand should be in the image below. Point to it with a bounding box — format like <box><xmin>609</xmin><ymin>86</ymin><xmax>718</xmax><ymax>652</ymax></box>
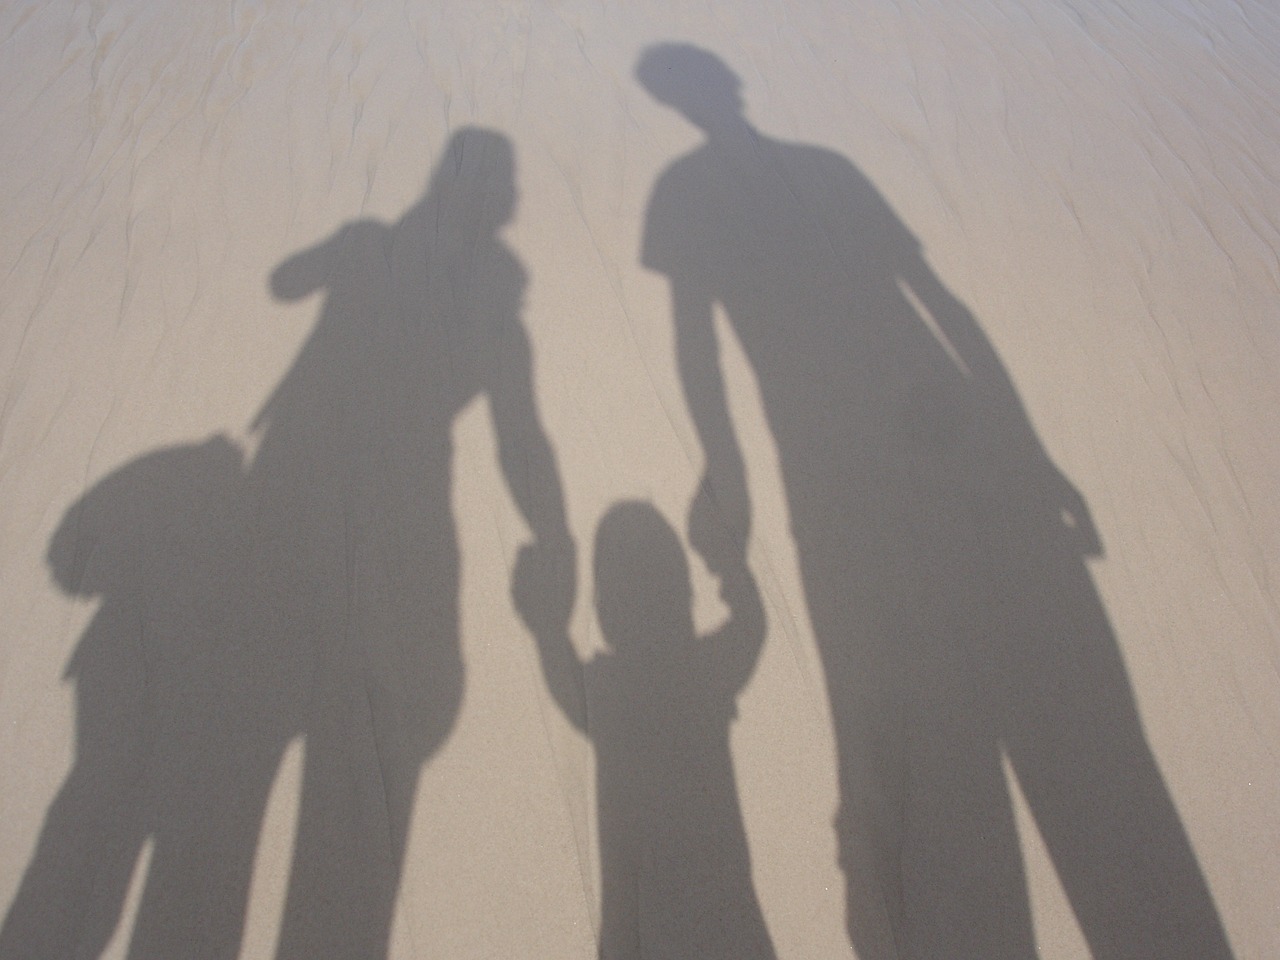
<box><xmin>1</xmin><ymin>1</ymin><xmax>1277</xmax><ymax>958</ymax></box>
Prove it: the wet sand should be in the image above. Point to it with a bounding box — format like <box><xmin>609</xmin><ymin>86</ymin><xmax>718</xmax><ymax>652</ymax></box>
<box><xmin>1</xmin><ymin>2</ymin><xmax>1277</xmax><ymax>958</ymax></box>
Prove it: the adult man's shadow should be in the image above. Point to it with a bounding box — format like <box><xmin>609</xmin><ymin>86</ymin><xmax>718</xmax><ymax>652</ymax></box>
<box><xmin>637</xmin><ymin>43</ymin><xmax>1233</xmax><ymax>959</ymax></box>
<box><xmin>0</xmin><ymin>127</ymin><xmax>574</xmax><ymax>960</ymax></box>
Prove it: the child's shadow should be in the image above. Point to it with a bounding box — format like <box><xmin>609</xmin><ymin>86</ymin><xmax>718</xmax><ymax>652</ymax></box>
<box><xmin>0</xmin><ymin>436</ymin><xmax>276</xmax><ymax>960</ymax></box>
<box><xmin>517</xmin><ymin>501</ymin><xmax>776</xmax><ymax>960</ymax></box>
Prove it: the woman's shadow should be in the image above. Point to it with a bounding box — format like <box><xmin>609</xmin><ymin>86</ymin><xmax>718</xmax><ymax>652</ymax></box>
<box><xmin>254</xmin><ymin>124</ymin><xmax>573</xmax><ymax>960</ymax></box>
<box><xmin>637</xmin><ymin>43</ymin><xmax>1234</xmax><ymax>960</ymax></box>
<box><xmin>0</xmin><ymin>127</ymin><xmax>574</xmax><ymax>960</ymax></box>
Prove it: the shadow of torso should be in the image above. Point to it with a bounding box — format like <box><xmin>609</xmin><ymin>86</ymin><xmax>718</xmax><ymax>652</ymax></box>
<box><xmin>251</xmin><ymin>175</ymin><xmax>527</xmax><ymax>958</ymax></box>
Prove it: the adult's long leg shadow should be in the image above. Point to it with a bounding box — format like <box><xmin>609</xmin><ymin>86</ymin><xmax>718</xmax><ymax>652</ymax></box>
<box><xmin>636</xmin><ymin>42</ymin><xmax>1234</xmax><ymax>960</ymax></box>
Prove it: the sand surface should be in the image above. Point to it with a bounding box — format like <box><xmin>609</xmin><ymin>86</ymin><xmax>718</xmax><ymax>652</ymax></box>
<box><xmin>2</xmin><ymin>1</ymin><xmax>1277</xmax><ymax>958</ymax></box>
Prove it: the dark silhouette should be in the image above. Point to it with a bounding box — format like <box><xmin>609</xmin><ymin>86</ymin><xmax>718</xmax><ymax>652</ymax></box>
<box><xmin>252</xmin><ymin>126</ymin><xmax>573</xmax><ymax>960</ymax></box>
<box><xmin>637</xmin><ymin>43</ymin><xmax>1234</xmax><ymax>959</ymax></box>
<box><xmin>0</xmin><ymin>437</ymin><xmax>267</xmax><ymax>960</ymax></box>
<box><xmin>0</xmin><ymin>127</ymin><xmax>574</xmax><ymax>960</ymax></box>
<box><xmin>515</xmin><ymin>501</ymin><xmax>774</xmax><ymax>960</ymax></box>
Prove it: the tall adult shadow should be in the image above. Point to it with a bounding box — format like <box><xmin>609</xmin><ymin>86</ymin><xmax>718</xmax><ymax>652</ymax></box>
<box><xmin>637</xmin><ymin>44</ymin><xmax>1233</xmax><ymax>960</ymax></box>
<box><xmin>251</xmin><ymin>125</ymin><xmax>573</xmax><ymax>960</ymax></box>
<box><xmin>0</xmin><ymin>127</ymin><xmax>574</xmax><ymax>960</ymax></box>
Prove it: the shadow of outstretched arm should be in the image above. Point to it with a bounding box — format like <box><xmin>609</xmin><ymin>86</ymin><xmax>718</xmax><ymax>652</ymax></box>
<box><xmin>270</xmin><ymin>230</ymin><xmax>341</xmax><ymax>301</ymax></box>
<box><xmin>672</xmin><ymin>278</ymin><xmax>751</xmax><ymax>564</ymax></box>
<box><xmin>512</xmin><ymin>542</ymin><xmax>587</xmax><ymax>733</ymax></box>
<box><xmin>492</xmin><ymin>313</ymin><xmax>583</xmax><ymax>730</ymax></box>
<box><xmin>899</xmin><ymin>254</ymin><xmax>1102</xmax><ymax>556</ymax></box>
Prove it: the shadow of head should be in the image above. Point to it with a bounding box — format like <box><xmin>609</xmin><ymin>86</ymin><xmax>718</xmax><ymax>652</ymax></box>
<box><xmin>636</xmin><ymin>43</ymin><xmax>744</xmax><ymax>132</ymax></box>
<box><xmin>594</xmin><ymin>501</ymin><xmax>695</xmax><ymax>653</ymax></box>
<box><xmin>429</xmin><ymin>126</ymin><xmax>518</xmax><ymax>232</ymax></box>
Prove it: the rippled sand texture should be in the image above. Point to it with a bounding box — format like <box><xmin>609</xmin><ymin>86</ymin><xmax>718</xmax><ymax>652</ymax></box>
<box><xmin>1</xmin><ymin>2</ymin><xmax>1277</xmax><ymax>959</ymax></box>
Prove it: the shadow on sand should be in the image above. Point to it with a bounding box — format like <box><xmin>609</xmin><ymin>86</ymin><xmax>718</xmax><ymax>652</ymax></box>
<box><xmin>516</xmin><ymin>499</ymin><xmax>775</xmax><ymax>959</ymax></box>
<box><xmin>636</xmin><ymin>42</ymin><xmax>1233</xmax><ymax>960</ymax></box>
<box><xmin>0</xmin><ymin>48</ymin><xmax>1237</xmax><ymax>959</ymax></box>
<box><xmin>0</xmin><ymin>128</ymin><xmax>573</xmax><ymax>960</ymax></box>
